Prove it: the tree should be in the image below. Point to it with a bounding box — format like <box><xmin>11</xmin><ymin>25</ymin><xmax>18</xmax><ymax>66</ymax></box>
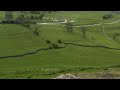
<box><xmin>5</xmin><ymin>11</ymin><xmax>13</xmax><ymax>21</ymax></box>
<box><xmin>39</xmin><ymin>14</ymin><xmax>44</xmax><ymax>19</ymax></box>
<box><xmin>80</xmin><ymin>26</ymin><xmax>87</xmax><ymax>39</ymax></box>
<box><xmin>31</xmin><ymin>25</ymin><xmax>39</xmax><ymax>36</ymax></box>
<box><xmin>46</xmin><ymin>40</ymin><xmax>51</xmax><ymax>44</ymax></box>
<box><xmin>15</xmin><ymin>15</ymin><xmax>25</xmax><ymax>24</ymax></box>
<box><xmin>65</xmin><ymin>20</ymin><xmax>73</xmax><ymax>32</ymax></box>
<box><xmin>34</xmin><ymin>27</ymin><xmax>39</xmax><ymax>36</ymax></box>
<box><xmin>15</xmin><ymin>15</ymin><xmax>30</xmax><ymax>24</ymax></box>
<box><xmin>30</xmin><ymin>15</ymin><xmax>34</xmax><ymax>19</ymax></box>
<box><xmin>25</xmin><ymin>16</ymin><xmax>30</xmax><ymax>23</ymax></box>
<box><xmin>2</xmin><ymin>20</ymin><xmax>5</xmax><ymax>24</ymax></box>
<box><xmin>113</xmin><ymin>32</ymin><xmax>120</xmax><ymax>40</ymax></box>
<box><xmin>35</xmin><ymin>16</ymin><xmax>38</xmax><ymax>19</ymax></box>
<box><xmin>30</xmin><ymin>11</ymin><xmax>41</xmax><ymax>14</ymax></box>
<box><xmin>48</xmin><ymin>11</ymin><xmax>52</xmax><ymax>13</ymax></box>
<box><xmin>34</xmin><ymin>28</ymin><xmax>39</xmax><ymax>36</ymax></box>
<box><xmin>103</xmin><ymin>14</ymin><xmax>113</xmax><ymax>19</ymax></box>
<box><xmin>92</xmin><ymin>36</ymin><xmax>94</xmax><ymax>40</ymax></box>
<box><xmin>49</xmin><ymin>43</ymin><xmax>59</xmax><ymax>49</ymax></box>
<box><xmin>57</xmin><ymin>40</ymin><xmax>62</xmax><ymax>44</ymax></box>
<box><xmin>113</xmin><ymin>34</ymin><xmax>116</xmax><ymax>40</ymax></box>
<box><xmin>51</xmin><ymin>43</ymin><xmax>59</xmax><ymax>49</ymax></box>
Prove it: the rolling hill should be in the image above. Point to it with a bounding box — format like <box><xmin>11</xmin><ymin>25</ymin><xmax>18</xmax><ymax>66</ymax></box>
<box><xmin>0</xmin><ymin>11</ymin><xmax>120</xmax><ymax>79</ymax></box>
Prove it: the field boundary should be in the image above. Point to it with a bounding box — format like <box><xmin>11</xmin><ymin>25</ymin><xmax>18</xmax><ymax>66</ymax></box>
<box><xmin>0</xmin><ymin>48</ymin><xmax>50</xmax><ymax>59</ymax></box>
<box><xmin>0</xmin><ymin>42</ymin><xmax>120</xmax><ymax>59</ymax></box>
<box><xmin>64</xmin><ymin>43</ymin><xmax>120</xmax><ymax>50</ymax></box>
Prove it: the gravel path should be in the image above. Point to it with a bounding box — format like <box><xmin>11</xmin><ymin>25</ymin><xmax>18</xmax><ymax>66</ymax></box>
<box><xmin>102</xmin><ymin>26</ymin><xmax>113</xmax><ymax>41</ymax></box>
<box><xmin>37</xmin><ymin>18</ymin><xmax>120</xmax><ymax>28</ymax></box>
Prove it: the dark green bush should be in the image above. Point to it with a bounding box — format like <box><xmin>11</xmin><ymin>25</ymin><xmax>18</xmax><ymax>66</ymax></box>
<box><xmin>57</xmin><ymin>40</ymin><xmax>62</xmax><ymax>44</ymax></box>
<box><xmin>52</xmin><ymin>43</ymin><xmax>59</xmax><ymax>49</ymax></box>
<box><xmin>103</xmin><ymin>14</ymin><xmax>113</xmax><ymax>19</ymax></box>
<box><xmin>33</xmin><ymin>29</ymin><xmax>39</xmax><ymax>36</ymax></box>
<box><xmin>49</xmin><ymin>46</ymin><xmax>53</xmax><ymax>49</ymax></box>
<box><xmin>46</xmin><ymin>40</ymin><xmax>51</xmax><ymax>44</ymax></box>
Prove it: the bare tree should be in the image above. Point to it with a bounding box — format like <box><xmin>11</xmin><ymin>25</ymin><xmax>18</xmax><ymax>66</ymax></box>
<box><xmin>5</xmin><ymin>11</ymin><xmax>13</xmax><ymax>21</ymax></box>
<box><xmin>80</xmin><ymin>26</ymin><xmax>87</xmax><ymax>39</ymax></box>
<box><xmin>15</xmin><ymin>14</ymin><xmax>30</xmax><ymax>24</ymax></box>
<box><xmin>30</xmin><ymin>25</ymin><xmax>39</xmax><ymax>36</ymax></box>
<box><xmin>113</xmin><ymin>32</ymin><xmax>120</xmax><ymax>40</ymax></box>
<box><xmin>65</xmin><ymin>20</ymin><xmax>73</xmax><ymax>32</ymax></box>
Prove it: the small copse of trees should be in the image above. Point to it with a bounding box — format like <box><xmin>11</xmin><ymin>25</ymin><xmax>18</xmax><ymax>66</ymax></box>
<box><xmin>30</xmin><ymin>15</ymin><xmax>44</xmax><ymax>20</ymax></box>
<box><xmin>46</xmin><ymin>40</ymin><xmax>63</xmax><ymax>49</ymax></box>
<box><xmin>113</xmin><ymin>32</ymin><xmax>120</xmax><ymax>40</ymax></box>
<box><xmin>103</xmin><ymin>14</ymin><xmax>113</xmax><ymax>19</ymax></box>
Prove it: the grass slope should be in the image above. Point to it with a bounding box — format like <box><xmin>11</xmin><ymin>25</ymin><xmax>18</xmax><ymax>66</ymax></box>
<box><xmin>0</xmin><ymin>11</ymin><xmax>120</xmax><ymax>78</ymax></box>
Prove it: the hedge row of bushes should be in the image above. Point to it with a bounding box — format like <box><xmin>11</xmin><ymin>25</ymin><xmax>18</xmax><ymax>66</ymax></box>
<box><xmin>1</xmin><ymin>20</ymin><xmax>15</xmax><ymax>24</ymax></box>
<box><xmin>103</xmin><ymin>14</ymin><xmax>113</xmax><ymax>19</ymax></box>
<box><xmin>46</xmin><ymin>40</ymin><xmax>63</xmax><ymax>49</ymax></box>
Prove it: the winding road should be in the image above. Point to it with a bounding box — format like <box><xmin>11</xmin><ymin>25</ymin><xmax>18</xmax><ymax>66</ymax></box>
<box><xmin>37</xmin><ymin>18</ymin><xmax>120</xmax><ymax>27</ymax></box>
<box><xmin>37</xmin><ymin>18</ymin><xmax>120</xmax><ymax>41</ymax></box>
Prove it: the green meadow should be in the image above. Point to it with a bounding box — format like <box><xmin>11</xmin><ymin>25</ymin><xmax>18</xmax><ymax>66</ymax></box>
<box><xmin>0</xmin><ymin>11</ymin><xmax>120</xmax><ymax>79</ymax></box>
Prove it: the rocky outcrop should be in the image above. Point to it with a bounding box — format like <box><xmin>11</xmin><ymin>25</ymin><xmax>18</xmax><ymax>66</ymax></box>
<box><xmin>54</xmin><ymin>74</ymin><xmax>80</xmax><ymax>79</ymax></box>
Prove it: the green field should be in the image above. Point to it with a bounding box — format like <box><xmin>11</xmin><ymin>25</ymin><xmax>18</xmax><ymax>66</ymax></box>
<box><xmin>0</xmin><ymin>11</ymin><xmax>120</xmax><ymax>79</ymax></box>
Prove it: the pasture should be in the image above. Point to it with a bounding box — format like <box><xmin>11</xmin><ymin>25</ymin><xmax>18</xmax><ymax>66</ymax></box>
<box><xmin>0</xmin><ymin>11</ymin><xmax>120</xmax><ymax>79</ymax></box>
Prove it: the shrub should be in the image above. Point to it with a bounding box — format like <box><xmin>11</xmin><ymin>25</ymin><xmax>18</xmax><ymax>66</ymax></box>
<box><xmin>103</xmin><ymin>14</ymin><xmax>113</xmax><ymax>19</ymax></box>
<box><xmin>46</xmin><ymin>40</ymin><xmax>51</xmax><ymax>44</ymax></box>
<box><xmin>21</xmin><ymin>24</ymin><xmax>30</xmax><ymax>28</ymax></box>
<box><xmin>52</xmin><ymin>43</ymin><xmax>59</xmax><ymax>49</ymax></box>
<box><xmin>27</xmin><ymin>76</ymin><xmax>32</xmax><ymax>78</ymax></box>
<box><xmin>30</xmin><ymin>15</ymin><xmax>34</xmax><ymax>19</ymax></box>
<box><xmin>35</xmin><ymin>16</ymin><xmax>38</xmax><ymax>19</ymax></box>
<box><xmin>104</xmin><ymin>68</ymin><xmax>108</xmax><ymax>70</ymax></box>
<box><xmin>2</xmin><ymin>20</ymin><xmax>5</xmax><ymax>24</ymax></box>
<box><xmin>33</xmin><ymin>29</ymin><xmax>39</xmax><ymax>36</ymax></box>
<box><xmin>49</xmin><ymin>46</ymin><xmax>53</xmax><ymax>49</ymax></box>
<box><xmin>39</xmin><ymin>14</ymin><xmax>44</xmax><ymax>19</ymax></box>
<box><xmin>57</xmin><ymin>40</ymin><xmax>62</xmax><ymax>44</ymax></box>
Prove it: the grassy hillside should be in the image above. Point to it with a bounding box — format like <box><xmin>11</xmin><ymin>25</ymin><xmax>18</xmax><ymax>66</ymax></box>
<box><xmin>0</xmin><ymin>11</ymin><xmax>120</xmax><ymax>79</ymax></box>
